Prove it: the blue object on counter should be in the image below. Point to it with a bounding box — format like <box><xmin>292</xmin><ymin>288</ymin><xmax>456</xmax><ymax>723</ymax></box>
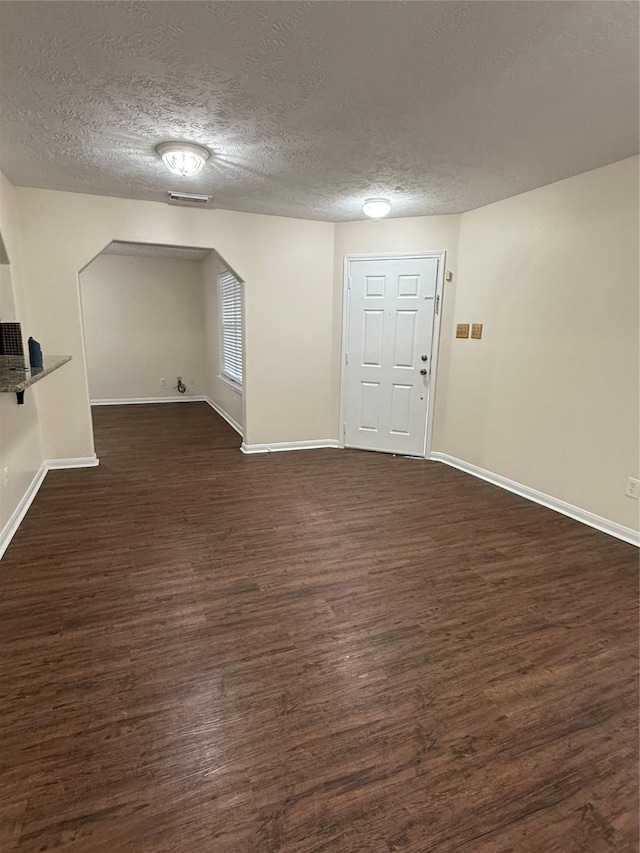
<box><xmin>28</xmin><ymin>336</ymin><xmax>43</xmax><ymax>370</ymax></box>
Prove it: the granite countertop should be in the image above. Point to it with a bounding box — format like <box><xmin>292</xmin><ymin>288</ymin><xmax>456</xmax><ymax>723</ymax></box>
<box><xmin>0</xmin><ymin>355</ymin><xmax>72</xmax><ymax>393</ymax></box>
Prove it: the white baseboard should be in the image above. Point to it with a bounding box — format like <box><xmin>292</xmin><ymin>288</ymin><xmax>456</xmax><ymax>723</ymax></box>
<box><xmin>91</xmin><ymin>395</ymin><xmax>244</xmax><ymax>437</ymax></box>
<box><xmin>202</xmin><ymin>397</ymin><xmax>243</xmax><ymax>437</ymax></box>
<box><xmin>430</xmin><ymin>452</ymin><xmax>640</xmax><ymax>547</ymax></box>
<box><xmin>0</xmin><ymin>455</ymin><xmax>100</xmax><ymax>560</ymax></box>
<box><xmin>46</xmin><ymin>455</ymin><xmax>100</xmax><ymax>470</ymax></box>
<box><xmin>241</xmin><ymin>439</ymin><xmax>339</xmax><ymax>454</ymax></box>
<box><xmin>91</xmin><ymin>396</ymin><xmax>207</xmax><ymax>405</ymax></box>
<box><xmin>0</xmin><ymin>462</ymin><xmax>48</xmax><ymax>560</ymax></box>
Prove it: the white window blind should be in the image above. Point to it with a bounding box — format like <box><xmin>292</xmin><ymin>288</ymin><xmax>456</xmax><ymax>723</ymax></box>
<box><xmin>218</xmin><ymin>271</ymin><xmax>243</xmax><ymax>386</ymax></box>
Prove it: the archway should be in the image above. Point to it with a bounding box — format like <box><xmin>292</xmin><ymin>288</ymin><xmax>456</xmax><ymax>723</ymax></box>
<box><xmin>78</xmin><ymin>240</ymin><xmax>245</xmax><ymax>459</ymax></box>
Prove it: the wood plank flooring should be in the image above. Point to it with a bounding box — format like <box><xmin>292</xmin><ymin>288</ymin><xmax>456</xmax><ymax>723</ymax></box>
<box><xmin>1</xmin><ymin>402</ymin><xmax>638</xmax><ymax>852</ymax></box>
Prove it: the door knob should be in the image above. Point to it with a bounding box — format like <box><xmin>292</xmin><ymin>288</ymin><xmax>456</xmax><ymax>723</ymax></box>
<box><xmin>421</xmin><ymin>354</ymin><xmax>428</xmax><ymax>361</ymax></box>
<box><xmin>420</xmin><ymin>368</ymin><xmax>427</xmax><ymax>376</ymax></box>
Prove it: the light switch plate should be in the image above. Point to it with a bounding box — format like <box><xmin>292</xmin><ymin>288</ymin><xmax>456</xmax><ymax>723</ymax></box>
<box><xmin>471</xmin><ymin>323</ymin><xmax>483</xmax><ymax>339</ymax></box>
<box><xmin>456</xmin><ymin>323</ymin><xmax>469</xmax><ymax>339</ymax></box>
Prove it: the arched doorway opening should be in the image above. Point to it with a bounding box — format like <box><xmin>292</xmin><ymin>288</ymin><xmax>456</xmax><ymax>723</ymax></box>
<box><xmin>78</xmin><ymin>240</ymin><xmax>245</xmax><ymax>461</ymax></box>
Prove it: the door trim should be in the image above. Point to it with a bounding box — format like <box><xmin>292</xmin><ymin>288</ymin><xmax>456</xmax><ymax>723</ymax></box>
<box><xmin>339</xmin><ymin>251</ymin><xmax>446</xmax><ymax>458</ymax></box>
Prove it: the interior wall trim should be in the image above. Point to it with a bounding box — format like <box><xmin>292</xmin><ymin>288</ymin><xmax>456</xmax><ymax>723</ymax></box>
<box><xmin>0</xmin><ymin>456</ymin><xmax>99</xmax><ymax>560</ymax></box>
<box><xmin>91</xmin><ymin>396</ymin><xmax>207</xmax><ymax>405</ymax></box>
<box><xmin>430</xmin><ymin>451</ymin><xmax>640</xmax><ymax>547</ymax></box>
<box><xmin>241</xmin><ymin>440</ymin><xmax>340</xmax><ymax>455</ymax></box>
<box><xmin>46</xmin><ymin>456</ymin><xmax>100</xmax><ymax>470</ymax></box>
<box><xmin>0</xmin><ymin>462</ymin><xmax>48</xmax><ymax>561</ymax></box>
<box><xmin>202</xmin><ymin>397</ymin><xmax>243</xmax><ymax>438</ymax></box>
<box><xmin>90</xmin><ymin>395</ymin><xmax>243</xmax><ymax>436</ymax></box>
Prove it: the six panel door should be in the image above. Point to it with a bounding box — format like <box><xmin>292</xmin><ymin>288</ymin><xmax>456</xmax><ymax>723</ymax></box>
<box><xmin>343</xmin><ymin>256</ymin><xmax>439</xmax><ymax>456</ymax></box>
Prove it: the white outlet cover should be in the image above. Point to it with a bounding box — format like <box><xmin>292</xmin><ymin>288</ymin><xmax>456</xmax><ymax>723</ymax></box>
<box><xmin>625</xmin><ymin>477</ymin><xmax>639</xmax><ymax>499</ymax></box>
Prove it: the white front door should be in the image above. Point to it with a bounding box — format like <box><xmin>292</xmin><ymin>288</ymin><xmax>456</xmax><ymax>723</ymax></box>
<box><xmin>343</xmin><ymin>255</ymin><xmax>441</xmax><ymax>456</ymax></box>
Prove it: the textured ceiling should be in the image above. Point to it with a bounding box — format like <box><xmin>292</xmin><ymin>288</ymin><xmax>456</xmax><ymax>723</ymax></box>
<box><xmin>0</xmin><ymin>1</ymin><xmax>638</xmax><ymax>221</ymax></box>
<box><xmin>102</xmin><ymin>241</ymin><xmax>212</xmax><ymax>261</ymax></box>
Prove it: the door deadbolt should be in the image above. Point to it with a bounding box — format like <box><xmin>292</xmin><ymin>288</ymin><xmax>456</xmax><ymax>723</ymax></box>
<box><xmin>421</xmin><ymin>354</ymin><xmax>428</xmax><ymax>361</ymax></box>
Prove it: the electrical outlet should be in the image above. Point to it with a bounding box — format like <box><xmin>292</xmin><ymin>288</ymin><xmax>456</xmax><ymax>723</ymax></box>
<box><xmin>456</xmin><ymin>323</ymin><xmax>469</xmax><ymax>339</ymax></box>
<box><xmin>625</xmin><ymin>477</ymin><xmax>640</xmax><ymax>499</ymax></box>
<box><xmin>2</xmin><ymin>467</ymin><xmax>9</xmax><ymax>488</ymax></box>
<box><xmin>160</xmin><ymin>378</ymin><xmax>166</xmax><ymax>386</ymax></box>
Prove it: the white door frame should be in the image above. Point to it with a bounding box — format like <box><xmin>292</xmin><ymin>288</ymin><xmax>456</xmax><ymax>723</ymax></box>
<box><xmin>339</xmin><ymin>251</ymin><xmax>446</xmax><ymax>458</ymax></box>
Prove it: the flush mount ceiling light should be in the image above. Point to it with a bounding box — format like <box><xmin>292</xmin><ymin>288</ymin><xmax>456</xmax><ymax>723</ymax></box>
<box><xmin>156</xmin><ymin>142</ymin><xmax>210</xmax><ymax>177</ymax></box>
<box><xmin>362</xmin><ymin>197</ymin><xmax>392</xmax><ymax>219</ymax></box>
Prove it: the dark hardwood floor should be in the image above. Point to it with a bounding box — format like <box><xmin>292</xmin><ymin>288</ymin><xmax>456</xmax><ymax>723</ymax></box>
<box><xmin>1</xmin><ymin>402</ymin><xmax>638</xmax><ymax>852</ymax></box>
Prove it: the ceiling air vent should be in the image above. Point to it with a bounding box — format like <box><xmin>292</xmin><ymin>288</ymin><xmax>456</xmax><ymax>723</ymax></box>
<box><xmin>167</xmin><ymin>191</ymin><xmax>212</xmax><ymax>206</ymax></box>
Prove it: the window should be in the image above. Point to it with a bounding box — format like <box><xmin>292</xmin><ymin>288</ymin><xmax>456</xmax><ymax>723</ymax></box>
<box><xmin>218</xmin><ymin>270</ymin><xmax>243</xmax><ymax>386</ymax></box>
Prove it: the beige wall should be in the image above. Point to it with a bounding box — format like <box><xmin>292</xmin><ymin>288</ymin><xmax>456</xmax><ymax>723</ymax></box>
<box><xmin>14</xmin><ymin>187</ymin><xmax>336</xmax><ymax>458</ymax></box>
<box><xmin>242</xmin><ymin>213</ymin><xmax>335</xmax><ymax>445</ymax></box>
<box><xmin>201</xmin><ymin>252</ymin><xmax>244</xmax><ymax>430</ymax></box>
<box><xmin>80</xmin><ymin>254</ymin><xmax>207</xmax><ymax>401</ymax></box>
<box><xmin>440</xmin><ymin>156</ymin><xmax>639</xmax><ymax>530</ymax></box>
<box><xmin>332</xmin><ymin>215</ymin><xmax>461</xmax><ymax>443</ymax></box>
<box><xmin>0</xmin><ymin>172</ymin><xmax>45</xmax><ymax>540</ymax></box>
<box><xmin>3</xmin><ymin>156</ymin><xmax>637</xmax><ymax>542</ymax></box>
<box><xmin>0</xmin><ymin>264</ymin><xmax>16</xmax><ymax>322</ymax></box>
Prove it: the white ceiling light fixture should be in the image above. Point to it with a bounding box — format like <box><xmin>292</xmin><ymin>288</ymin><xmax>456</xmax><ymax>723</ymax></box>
<box><xmin>157</xmin><ymin>142</ymin><xmax>210</xmax><ymax>177</ymax></box>
<box><xmin>362</xmin><ymin>198</ymin><xmax>391</xmax><ymax>219</ymax></box>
